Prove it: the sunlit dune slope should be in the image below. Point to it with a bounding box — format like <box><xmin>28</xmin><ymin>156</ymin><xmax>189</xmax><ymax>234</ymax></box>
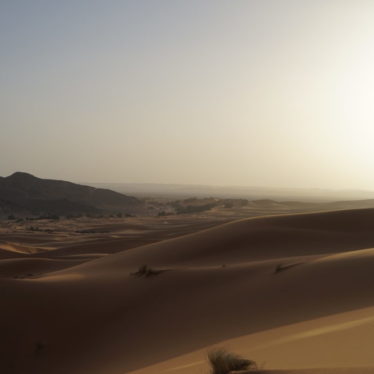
<box><xmin>129</xmin><ymin>306</ymin><xmax>374</xmax><ymax>374</ymax></box>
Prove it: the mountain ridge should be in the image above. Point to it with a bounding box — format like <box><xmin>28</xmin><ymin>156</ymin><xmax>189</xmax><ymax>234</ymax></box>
<box><xmin>0</xmin><ymin>172</ymin><xmax>143</xmax><ymax>217</ymax></box>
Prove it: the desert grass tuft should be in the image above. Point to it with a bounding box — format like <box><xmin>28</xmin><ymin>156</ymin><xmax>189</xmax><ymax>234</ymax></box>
<box><xmin>131</xmin><ymin>265</ymin><xmax>163</xmax><ymax>278</ymax></box>
<box><xmin>208</xmin><ymin>348</ymin><xmax>257</xmax><ymax>374</ymax></box>
<box><xmin>274</xmin><ymin>262</ymin><xmax>302</xmax><ymax>274</ymax></box>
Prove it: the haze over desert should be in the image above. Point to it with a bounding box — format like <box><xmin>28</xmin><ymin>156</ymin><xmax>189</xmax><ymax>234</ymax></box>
<box><xmin>2</xmin><ymin>1</ymin><xmax>374</xmax><ymax>374</ymax></box>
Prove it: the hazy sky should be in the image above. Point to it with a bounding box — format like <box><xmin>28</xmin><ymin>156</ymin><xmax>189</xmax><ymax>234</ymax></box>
<box><xmin>2</xmin><ymin>0</ymin><xmax>374</xmax><ymax>189</ymax></box>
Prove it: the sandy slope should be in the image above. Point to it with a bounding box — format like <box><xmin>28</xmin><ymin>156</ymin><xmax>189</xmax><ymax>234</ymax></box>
<box><xmin>70</xmin><ymin>208</ymin><xmax>374</xmax><ymax>270</ymax></box>
<box><xmin>2</xmin><ymin>209</ymin><xmax>374</xmax><ymax>374</ymax></box>
<box><xmin>128</xmin><ymin>306</ymin><xmax>374</xmax><ymax>374</ymax></box>
<box><xmin>0</xmin><ymin>257</ymin><xmax>86</xmax><ymax>278</ymax></box>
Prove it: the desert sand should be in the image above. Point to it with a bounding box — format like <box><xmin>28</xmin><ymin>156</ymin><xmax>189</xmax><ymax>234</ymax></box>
<box><xmin>2</xmin><ymin>208</ymin><xmax>374</xmax><ymax>373</ymax></box>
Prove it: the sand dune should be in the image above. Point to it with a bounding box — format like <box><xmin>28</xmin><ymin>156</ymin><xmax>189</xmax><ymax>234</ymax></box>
<box><xmin>129</xmin><ymin>306</ymin><xmax>374</xmax><ymax>374</ymax></box>
<box><xmin>0</xmin><ymin>257</ymin><xmax>86</xmax><ymax>278</ymax></box>
<box><xmin>2</xmin><ymin>208</ymin><xmax>374</xmax><ymax>373</ymax></box>
<box><xmin>0</xmin><ymin>241</ymin><xmax>50</xmax><ymax>255</ymax></box>
<box><xmin>70</xmin><ymin>208</ymin><xmax>374</xmax><ymax>271</ymax></box>
<box><xmin>0</xmin><ymin>248</ymin><xmax>27</xmax><ymax>259</ymax></box>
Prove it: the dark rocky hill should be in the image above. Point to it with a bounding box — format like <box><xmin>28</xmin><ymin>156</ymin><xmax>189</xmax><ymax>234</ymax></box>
<box><xmin>0</xmin><ymin>172</ymin><xmax>143</xmax><ymax>218</ymax></box>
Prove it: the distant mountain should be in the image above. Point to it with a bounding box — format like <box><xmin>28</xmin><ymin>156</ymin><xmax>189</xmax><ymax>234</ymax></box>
<box><xmin>0</xmin><ymin>172</ymin><xmax>143</xmax><ymax>218</ymax></box>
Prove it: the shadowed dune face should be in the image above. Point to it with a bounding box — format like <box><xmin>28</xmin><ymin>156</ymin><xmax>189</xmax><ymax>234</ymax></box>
<box><xmin>2</xmin><ymin>209</ymin><xmax>374</xmax><ymax>373</ymax></box>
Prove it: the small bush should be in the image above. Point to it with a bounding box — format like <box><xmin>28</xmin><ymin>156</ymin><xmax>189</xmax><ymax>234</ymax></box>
<box><xmin>274</xmin><ymin>263</ymin><xmax>285</xmax><ymax>274</ymax></box>
<box><xmin>208</xmin><ymin>349</ymin><xmax>257</xmax><ymax>374</ymax></box>
<box><xmin>274</xmin><ymin>262</ymin><xmax>301</xmax><ymax>274</ymax></box>
<box><xmin>131</xmin><ymin>265</ymin><xmax>163</xmax><ymax>278</ymax></box>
